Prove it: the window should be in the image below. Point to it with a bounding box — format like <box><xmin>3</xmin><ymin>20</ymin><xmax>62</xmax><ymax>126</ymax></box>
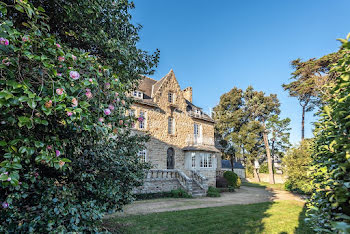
<box><xmin>138</xmin><ymin>150</ymin><xmax>146</xmax><ymax>163</ymax></box>
<box><xmin>191</xmin><ymin>153</ymin><xmax>196</xmax><ymax>168</ymax></box>
<box><xmin>194</xmin><ymin>123</ymin><xmax>199</xmax><ymax>136</ymax></box>
<box><xmin>168</xmin><ymin>117</ymin><xmax>174</xmax><ymax>134</ymax></box>
<box><xmin>200</xmin><ymin>153</ymin><xmax>212</xmax><ymax>168</ymax></box>
<box><xmin>195</xmin><ymin>109</ymin><xmax>201</xmax><ymax>115</ymax></box>
<box><xmin>168</xmin><ymin>92</ymin><xmax>174</xmax><ymax>103</ymax></box>
<box><xmin>139</xmin><ymin>111</ymin><xmax>146</xmax><ymax>129</ymax></box>
<box><xmin>133</xmin><ymin>90</ymin><xmax>143</xmax><ymax>99</ymax></box>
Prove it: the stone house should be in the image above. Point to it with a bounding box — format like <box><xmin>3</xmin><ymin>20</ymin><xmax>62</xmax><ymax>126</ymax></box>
<box><xmin>131</xmin><ymin>69</ymin><xmax>221</xmax><ymax>196</ymax></box>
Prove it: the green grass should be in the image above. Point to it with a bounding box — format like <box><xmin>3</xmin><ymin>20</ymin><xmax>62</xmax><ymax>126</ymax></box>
<box><xmin>104</xmin><ymin>200</ymin><xmax>313</xmax><ymax>234</ymax></box>
<box><xmin>242</xmin><ymin>181</ymin><xmax>286</xmax><ymax>191</ymax></box>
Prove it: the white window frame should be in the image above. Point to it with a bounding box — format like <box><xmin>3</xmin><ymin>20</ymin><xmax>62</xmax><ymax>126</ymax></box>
<box><xmin>200</xmin><ymin>153</ymin><xmax>212</xmax><ymax>168</ymax></box>
<box><xmin>168</xmin><ymin>117</ymin><xmax>174</xmax><ymax>134</ymax></box>
<box><xmin>139</xmin><ymin>111</ymin><xmax>146</xmax><ymax>129</ymax></box>
<box><xmin>133</xmin><ymin>90</ymin><xmax>143</xmax><ymax>99</ymax></box>
<box><xmin>138</xmin><ymin>149</ymin><xmax>147</xmax><ymax>163</ymax></box>
<box><xmin>168</xmin><ymin>92</ymin><xmax>174</xmax><ymax>103</ymax></box>
<box><xmin>191</xmin><ymin>152</ymin><xmax>196</xmax><ymax>168</ymax></box>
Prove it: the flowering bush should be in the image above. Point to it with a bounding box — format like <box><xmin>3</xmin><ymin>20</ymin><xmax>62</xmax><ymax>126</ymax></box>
<box><xmin>0</xmin><ymin>1</ymin><xmax>150</xmax><ymax>232</ymax></box>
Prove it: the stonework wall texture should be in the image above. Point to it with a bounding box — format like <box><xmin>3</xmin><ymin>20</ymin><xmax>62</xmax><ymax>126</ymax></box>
<box><xmin>133</xmin><ymin>178</ymin><xmax>181</xmax><ymax>194</ymax></box>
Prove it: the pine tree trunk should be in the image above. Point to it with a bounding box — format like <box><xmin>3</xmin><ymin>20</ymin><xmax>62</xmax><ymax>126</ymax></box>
<box><xmin>262</xmin><ymin>122</ymin><xmax>275</xmax><ymax>184</ymax></box>
<box><xmin>253</xmin><ymin>168</ymin><xmax>260</xmax><ymax>182</ymax></box>
<box><xmin>301</xmin><ymin>105</ymin><xmax>305</xmax><ymax>141</ymax></box>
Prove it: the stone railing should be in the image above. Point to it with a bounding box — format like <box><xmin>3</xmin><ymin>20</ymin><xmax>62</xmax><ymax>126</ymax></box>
<box><xmin>191</xmin><ymin>170</ymin><xmax>208</xmax><ymax>191</ymax></box>
<box><xmin>144</xmin><ymin>169</ymin><xmax>193</xmax><ymax>194</ymax></box>
<box><xmin>186</xmin><ymin>134</ymin><xmax>214</xmax><ymax>146</ymax></box>
<box><xmin>146</xmin><ymin>169</ymin><xmax>178</xmax><ymax>180</ymax></box>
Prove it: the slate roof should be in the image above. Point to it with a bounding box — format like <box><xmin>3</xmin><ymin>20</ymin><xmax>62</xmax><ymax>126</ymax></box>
<box><xmin>221</xmin><ymin>160</ymin><xmax>245</xmax><ymax>169</ymax></box>
<box><xmin>134</xmin><ymin>70</ymin><xmax>215</xmax><ymax>124</ymax></box>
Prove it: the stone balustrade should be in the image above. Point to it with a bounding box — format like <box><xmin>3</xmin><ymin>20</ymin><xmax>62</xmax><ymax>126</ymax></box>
<box><xmin>191</xmin><ymin>170</ymin><xmax>208</xmax><ymax>190</ymax></box>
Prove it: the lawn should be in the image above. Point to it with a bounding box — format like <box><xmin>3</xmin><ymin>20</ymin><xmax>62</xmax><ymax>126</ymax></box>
<box><xmin>242</xmin><ymin>181</ymin><xmax>286</xmax><ymax>191</ymax></box>
<box><xmin>104</xmin><ymin>200</ymin><xmax>313</xmax><ymax>234</ymax></box>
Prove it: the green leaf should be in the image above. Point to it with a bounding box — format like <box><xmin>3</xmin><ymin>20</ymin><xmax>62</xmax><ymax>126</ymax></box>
<box><xmin>0</xmin><ymin>141</ymin><xmax>7</xmax><ymax>147</ymax></box>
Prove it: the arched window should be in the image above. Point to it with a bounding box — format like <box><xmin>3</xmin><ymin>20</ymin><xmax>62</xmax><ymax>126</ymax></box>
<box><xmin>167</xmin><ymin>147</ymin><xmax>175</xmax><ymax>169</ymax></box>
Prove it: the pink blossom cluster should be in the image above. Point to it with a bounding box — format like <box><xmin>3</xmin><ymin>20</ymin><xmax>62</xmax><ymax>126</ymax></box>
<box><xmin>72</xmin><ymin>98</ymin><xmax>78</xmax><ymax>107</ymax></box>
<box><xmin>0</xmin><ymin>37</ymin><xmax>9</xmax><ymax>46</ymax></box>
<box><xmin>58</xmin><ymin>56</ymin><xmax>65</xmax><ymax>62</ymax></box>
<box><xmin>70</xmin><ymin>71</ymin><xmax>80</xmax><ymax>80</ymax></box>
<box><xmin>85</xmin><ymin>89</ymin><xmax>93</xmax><ymax>99</ymax></box>
<box><xmin>2</xmin><ymin>58</ymin><xmax>10</xmax><ymax>66</ymax></box>
<box><xmin>56</xmin><ymin>88</ymin><xmax>64</xmax><ymax>95</ymax></box>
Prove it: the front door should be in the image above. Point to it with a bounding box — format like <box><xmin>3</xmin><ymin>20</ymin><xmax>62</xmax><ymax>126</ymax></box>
<box><xmin>167</xmin><ymin>147</ymin><xmax>175</xmax><ymax>169</ymax></box>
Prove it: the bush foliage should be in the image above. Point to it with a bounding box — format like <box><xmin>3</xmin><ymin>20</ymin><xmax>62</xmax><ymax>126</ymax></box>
<box><xmin>282</xmin><ymin>140</ymin><xmax>313</xmax><ymax>195</ymax></box>
<box><xmin>207</xmin><ymin>186</ymin><xmax>221</xmax><ymax>197</ymax></box>
<box><xmin>306</xmin><ymin>35</ymin><xmax>350</xmax><ymax>233</ymax></box>
<box><xmin>0</xmin><ymin>1</ymin><xmax>155</xmax><ymax>232</ymax></box>
<box><xmin>223</xmin><ymin>171</ymin><xmax>239</xmax><ymax>188</ymax></box>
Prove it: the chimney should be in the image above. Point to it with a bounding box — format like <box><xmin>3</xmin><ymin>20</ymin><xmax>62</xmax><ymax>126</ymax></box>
<box><xmin>183</xmin><ymin>87</ymin><xmax>192</xmax><ymax>102</ymax></box>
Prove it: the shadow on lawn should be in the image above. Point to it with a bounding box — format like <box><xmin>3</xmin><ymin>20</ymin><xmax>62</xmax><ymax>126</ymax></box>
<box><xmin>294</xmin><ymin>203</ymin><xmax>314</xmax><ymax>234</ymax></box>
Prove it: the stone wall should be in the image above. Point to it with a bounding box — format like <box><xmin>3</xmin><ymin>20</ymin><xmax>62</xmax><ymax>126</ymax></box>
<box><xmin>247</xmin><ymin>173</ymin><xmax>287</xmax><ymax>184</ymax></box>
<box><xmin>133</xmin><ymin>178</ymin><xmax>181</xmax><ymax>194</ymax></box>
<box><xmin>199</xmin><ymin>170</ymin><xmax>216</xmax><ymax>186</ymax></box>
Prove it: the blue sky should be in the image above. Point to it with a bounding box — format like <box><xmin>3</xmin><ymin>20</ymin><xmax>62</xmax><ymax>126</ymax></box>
<box><xmin>132</xmin><ymin>0</ymin><xmax>350</xmax><ymax>144</ymax></box>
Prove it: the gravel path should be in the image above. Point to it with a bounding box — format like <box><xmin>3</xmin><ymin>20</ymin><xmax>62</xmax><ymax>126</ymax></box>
<box><xmin>110</xmin><ymin>186</ymin><xmax>306</xmax><ymax>217</ymax></box>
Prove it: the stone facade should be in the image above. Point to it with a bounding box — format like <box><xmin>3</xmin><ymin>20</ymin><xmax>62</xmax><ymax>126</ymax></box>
<box><xmin>131</xmin><ymin>70</ymin><xmax>221</xmax><ymax>192</ymax></box>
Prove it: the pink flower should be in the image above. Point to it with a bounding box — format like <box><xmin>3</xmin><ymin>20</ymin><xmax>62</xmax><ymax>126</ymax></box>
<box><xmin>70</xmin><ymin>71</ymin><xmax>80</xmax><ymax>80</ymax></box>
<box><xmin>47</xmin><ymin>145</ymin><xmax>52</xmax><ymax>150</ymax></box>
<box><xmin>67</xmin><ymin>111</ymin><xmax>73</xmax><ymax>116</ymax></box>
<box><xmin>121</xmin><ymin>100</ymin><xmax>126</xmax><ymax>105</ymax></box>
<box><xmin>86</xmin><ymin>88</ymin><xmax>91</xmax><ymax>92</ymax></box>
<box><xmin>7</xmin><ymin>177</ymin><xmax>11</xmax><ymax>181</ymax></box>
<box><xmin>138</xmin><ymin>117</ymin><xmax>144</xmax><ymax>122</ymax></box>
<box><xmin>0</xmin><ymin>38</ymin><xmax>9</xmax><ymax>46</ymax></box>
<box><xmin>2</xmin><ymin>58</ymin><xmax>10</xmax><ymax>66</ymax></box>
<box><xmin>58</xmin><ymin>56</ymin><xmax>65</xmax><ymax>62</ymax></box>
<box><xmin>55</xmin><ymin>150</ymin><xmax>61</xmax><ymax>157</ymax></box>
<box><xmin>56</xmin><ymin>88</ymin><xmax>64</xmax><ymax>95</ymax></box>
<box><xmin>22</xmin><ymin>36</ymin><xmax>29</xmax><ymax>42</ymax></box>
<box><xmin>98</xmin><ymin>117</ymin><xmax>104</xmax><ymax>122</ymax></box>
<box><xmin>89</xmin><ymin>79</ymin><xmax>93</xmax><ymax>83</ymax></box>
<box><xmin>57</xmin><ymin>73</ymin><xmax>62</xmax><ymax>77</ymax></box>
<box><xmin>71</xmin><ymin>98</ymin><xmax>78</xmax><ymax>107</ymax></box>
<box><xmin>105</xmin><ymin>83</ymin><xmax>111</xmax><ymax>89</ymax></box>
<box><xmin>59</xmin><ymin>161</ymin><xmax>65</xmax><ymax>167</ymax></box>
<box><xmin>85</xmin><ymin>91</ymin><xmax>92</xmax><ymax>99</ymax></box>
<box><xmin>2</xmin><ymin>202</ymin><xmax>9</xmax><ymax>209</ymax></box>
<box><xmin>115</xmin><ymin>92</ymin><xmax>119</xmax><ymax>97</ymax></box>
<box><xmin>119</xmin><ymin>120</ymin><xmax>124</xmax><ymax>125</ymax></box>
<box><xmin>104</xmin><ymin>108</ymin><xmax>111</xmax><ymax>115</ymax></box>
<box><xmin>59</xmin><ymin>65</ymin><xmax>63</xmax><ymax>68</ymax></box>
<box><xmin>108</xmin><ymin>104</ymin><xmax>115</xmax><ymax>110</ymax></box>
<box><xmin>72</xmin><ymin>55</ymin><xmax>77</xmax><ymax>61</ymax></box>
<box><xmin>56</xmin><ymin>43</ymin><xmax>61</xmax><ymax>48</ymax></box>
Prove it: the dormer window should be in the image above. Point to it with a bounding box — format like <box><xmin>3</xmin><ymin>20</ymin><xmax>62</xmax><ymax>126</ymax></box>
<box><xmin>133</xmin><ymin>90</ymin><xmax>143</xmax><ymax>99</ymax></box>
<box><xmin>195</xmin><ymin>109</ymin><xmax>201</xmax><ymax>115</ymax></box>
<box><xmin>168</xmin><ymin>92</ymin><xmax>174</xmax><ymax>103</ymax></box>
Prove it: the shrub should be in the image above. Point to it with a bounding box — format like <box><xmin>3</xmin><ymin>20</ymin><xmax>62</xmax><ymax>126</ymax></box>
<box><xmin>306</xmin><ymin>35</ymin><xmax>350</xmax><ymax>233</ymax></box>
<box><xmin>223</xmin><ymin>171</ymin><xmax>239</xmax><ymax>188</ymax></box>
<box><xmin>216</xmin><ymin>176</ymin><xmax>229</xmax><ymax>188</ymax></box>
<box><xmin>135</xmin><ymin>192</ymin><xmax>173</xmax><ymax>200</ymax></box>
<box><xmin>207</xmin><ymin>186</ymin><xmax>221</xmax><ymax>197</ymax></box>
<box><xmin>258</xmin><ymin>162</ymin><xmax>276</xmax><ymax>174</ymax></box>
<box><xmin>236</xmin><ymin>177</ymin><xmax>242</xmax><ymax>188</ymax></box>
<box><xmin>0</xmin><ymin>1</ymin><xmax>153</xmax><ymax>232</ymax></box>
<box><xmin>282</xmin><ymin>140</ymin><xmax>313</xmax><ymax>195</ymax></box>
<box><xmin>171</xmin><ymin>189</ymin><xmax>192</xmax><ymax>198</ymax></box>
